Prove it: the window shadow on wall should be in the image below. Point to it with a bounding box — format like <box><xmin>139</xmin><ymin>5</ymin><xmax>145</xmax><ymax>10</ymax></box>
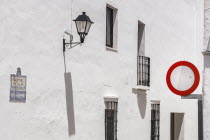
<box><xmin>132</xmin><ymin>89</ymin><xmax>147</xmax><ymax>119</ymax></box>
<box><xmin>64</xmin><ymin>72</ymin><xmax>75</xmax><ymax>136</ymax></box>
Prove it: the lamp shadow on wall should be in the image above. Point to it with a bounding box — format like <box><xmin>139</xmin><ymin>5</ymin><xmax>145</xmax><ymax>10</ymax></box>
<box><xmin>64</xmin><ymin>72</ymin><xmax>76</xmax><ymax>136</ymax></box>
<box><xmin>132</xmin><ymin>89</ymin><xmax>147</xmax><ymax>119</ymax></box>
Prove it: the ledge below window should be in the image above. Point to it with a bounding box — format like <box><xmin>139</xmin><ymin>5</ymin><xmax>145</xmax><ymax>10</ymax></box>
<box><xmin>133</xmin><ymin>85</ymin><xmax>150</xmax><ymax>91</ymax></box>
<box><xmin>202</xmin><ymin>50</ymin><xmax>210</xmax><ymax>55</ymax></box>
<box><xmin>106</xmin><ymin>47</ymin><xmax>118</xmax><ymax>52</ymax></box>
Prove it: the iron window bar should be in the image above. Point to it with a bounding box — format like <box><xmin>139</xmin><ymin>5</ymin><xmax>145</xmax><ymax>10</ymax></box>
<box><xmin>105</xmin><ymin>101</ymin><xmax>118</xmax><ymax>140</ymax></box>
<box><xmin>137</xmin><ymin>56</ymin><xmax>150</xmax><ymax>86</ymax></box>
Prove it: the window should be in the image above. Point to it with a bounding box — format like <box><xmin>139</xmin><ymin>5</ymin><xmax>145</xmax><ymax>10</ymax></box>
<box><xmin>151</xmin><ymin>103</ymin><xmax>160</xmax><ymax>140</ymax></box>
<box><xmin>106</xmin><ymin>7</ymin><xmax>113</xmax><ymax>47</ymax></box>
<box><xmin>106</xmin><ymin>5</ymin><xmax>118</xmax><ymax>49</ymax></box>
<box><xmin>138</xmin><ymin>21</ymin><xmax>145</xmax><ymax>56</ymax></box>
<box><xmin>105</xmin><ymin>101</ymin><xmax>118</xmax><ymax>140</ymax></box>
<box><xmin>171</xmin><ymin>113</ymin><xmax>184</xmax><ymax>140</ymax></box>
<box><xmin>137</xmin><ymin>56</ymin><xmax>150</xmax><ymax>86</ymax></box>
<box><xmin>137</xmin><ymin>21</ymin><xmax>150</xmax><ymax>86</ymax></box>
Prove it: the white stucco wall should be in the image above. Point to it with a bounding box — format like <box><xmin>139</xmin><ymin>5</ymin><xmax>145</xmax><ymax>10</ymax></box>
<box><xmin>0</xmin><ymin>0</ymin><xmax>202</xmax><ymax>140</ymax></box>
<box><xmin>203</xmin><ymin>0</ymin><xmax>210</xmax><ymax>140</ymax></box>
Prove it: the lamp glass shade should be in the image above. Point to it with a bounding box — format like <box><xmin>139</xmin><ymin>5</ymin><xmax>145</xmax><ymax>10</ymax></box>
<box><xmin>74</xmin><ymin>12</ymin><xmax>93</xmax><ymax>35</ymax></box>
<box><xmin>85</xmin><ymin>21</ymin><xmax>92</xmax><ymax>34</ymax></box>
<box><xmin>75</xmin><ymin>21</ymin><xmax>87</xmax><ymax>34</ymax></box>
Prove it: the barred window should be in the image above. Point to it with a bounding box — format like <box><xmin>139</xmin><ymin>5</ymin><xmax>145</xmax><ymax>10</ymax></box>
<box><xmin>151</xmin><ymin>103</ymin><xmax>160</xmax><ymax>140</ymax></box>
<box><xmin>105</xmin><ymin>101</ymin><xmax>118</xmax><ymax>140</ymax></box>
<box><xmin>138</xmin><ymin>56</ymin><xmax>150</xmax><ymax>86</ymax></box>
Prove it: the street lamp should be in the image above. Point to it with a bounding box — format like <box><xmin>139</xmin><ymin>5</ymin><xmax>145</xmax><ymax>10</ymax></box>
<box><xmin>63</xmin><ymin>12</ymin><xmax>94</xmax><ymax>52</ymax></box>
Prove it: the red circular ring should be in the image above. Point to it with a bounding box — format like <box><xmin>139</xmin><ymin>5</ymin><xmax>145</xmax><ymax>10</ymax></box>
<box><xmin>166</xmin><ymin>61</ymin><xmax>200</xmax><ymax>96</ymax></box>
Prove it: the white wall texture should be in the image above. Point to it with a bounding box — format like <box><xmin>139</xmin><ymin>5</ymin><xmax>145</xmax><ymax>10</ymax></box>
<box><xmin>203</xmin><ymin>0</ymin><xmax>210</xmax><ymax>139</ymax></box>
<box><xmin>0</xmin><ymin>0</ymin><xmax>203</xmax><ymax>140</ymax></box>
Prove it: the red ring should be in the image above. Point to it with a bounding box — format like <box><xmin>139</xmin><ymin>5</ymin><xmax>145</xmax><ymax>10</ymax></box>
<box><xmin>166</xmin><ymin>61</ymin><xmax>200</xmax><ymax>96</ymax></box>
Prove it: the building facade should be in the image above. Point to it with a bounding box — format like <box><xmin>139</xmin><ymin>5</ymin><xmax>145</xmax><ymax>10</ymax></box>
<box><xmin>0</xmin><ymin>0</ymin><xmax>204</xmax><ymax>140</ymax></box>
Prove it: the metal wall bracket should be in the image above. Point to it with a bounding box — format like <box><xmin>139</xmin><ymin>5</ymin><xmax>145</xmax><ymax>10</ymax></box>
<box><xmin>63</xmin><ymin>31</ymin><xmax>83</xmax><ymax>52</ymax></box>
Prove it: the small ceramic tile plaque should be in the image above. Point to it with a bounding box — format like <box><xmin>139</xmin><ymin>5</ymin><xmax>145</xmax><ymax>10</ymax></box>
<box><xmin>10</xmin><ymin>68</ymin><xmax>27</xmax><ymax>102</ymax></box>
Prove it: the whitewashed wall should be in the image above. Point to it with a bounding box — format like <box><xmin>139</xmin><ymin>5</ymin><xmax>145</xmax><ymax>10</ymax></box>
<box><xmin>0</xmin><ymin>0</ymin><xmax>202</xmax><ymax>140</ymax></box>
<box><xmin>203</xmin><ymin>0</ymin><xmax>210</xmax><ymax>139</ymax></box>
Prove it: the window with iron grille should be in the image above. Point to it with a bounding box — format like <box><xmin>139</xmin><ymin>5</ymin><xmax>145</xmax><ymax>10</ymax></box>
<box><xmin>137</xmin><ymin>56</ymin><xmax>150</xmax><ymax>86</ymax></box>
<box><xmin>105</xmin><ymin>101</ymin><xmax>118</xmax><ymax>140</ymax></box>
<box><xmin>151</xmin><ymin>103</ymin><xmax>160</xmax><ymax>140</ymax></box>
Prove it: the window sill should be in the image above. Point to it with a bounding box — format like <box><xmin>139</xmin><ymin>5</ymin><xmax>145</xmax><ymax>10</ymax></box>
<box><xmin>202</xmin><ymin>50</ymin><xmax>210</xmax><ymax>55</ymax></box>
<box><xmin>134</xmin><ymin>85</ymin><xmax>150</xmax><ymax>91</ymax></box>
<box><xmin>104</xmin><ymin>95</ymin><xmax>119</xmax><ymax>102</ymax></box>
<box><xmin>106</xmin><ymin>47</ymin><xmax>118</xmax><ymax>52</ymax></box>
